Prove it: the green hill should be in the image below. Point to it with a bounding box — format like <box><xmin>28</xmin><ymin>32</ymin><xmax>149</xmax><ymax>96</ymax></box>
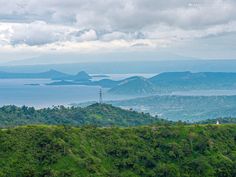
<box><xmin>0</xmin><ymin>124</ymin><xmax>236</xmax><ymax>176</ymax></box>
<box><xmin>110</xmin><ymin>95</ymin><xmax>236</xmax><ymax>121</ymax></box>
<box><xmin>0</xmin><ymin>103</ymin><xmax>165</xmax><ymax>128</ymax></box>
<box><xmin>108</xmin><ymin>72</ymin><xmax>236</xmax><ymax>95</ymax></box>
<box><xmin>109</xmin><ymin>76</ymin><xmax>156</xmax><ymax>95</ymax></box>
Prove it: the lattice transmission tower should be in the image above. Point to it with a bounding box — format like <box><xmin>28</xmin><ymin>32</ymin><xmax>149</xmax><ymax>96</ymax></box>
<box><xmin>99</xmin><ymin>88</ymin><xmax>103</xmax><ymax>104</ymax></box>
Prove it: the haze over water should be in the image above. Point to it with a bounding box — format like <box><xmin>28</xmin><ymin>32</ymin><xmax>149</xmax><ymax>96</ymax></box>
<box><xmin>1</xmin><ymin>73</ymin><xmax>236</xmax><ymax>108</ymax></box>
<box><xmin>0</xmin><ymin>74</ymin><xmax>147</xmax><ymax>107</ymax></box>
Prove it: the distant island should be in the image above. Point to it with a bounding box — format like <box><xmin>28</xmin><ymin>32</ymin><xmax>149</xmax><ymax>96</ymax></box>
<box><xmin>46</xmin><ymin>80</ymin><xmax>90</xmax><ymax>86</ymax></box>
<box><xmin>0</xmin><ymin>69</ymin><xmax>70</xmax><ymax>79</ymax></box>
<box><xmin>24</xmin><ymin>83</ymin><xmax>40</xmax><ymax>86</ymax></box>
<box><xmin>0</xmin><ymin>69</ymin><xmax>92</xmax><ymax>81</ymax></box>
<box><xmin>91</xmin><ymin>74</ymin><xmax>109</xmax><ymax>78</ymax></box>
<box><xmin>47</xmin><ymin>71</ymin><xmax>236</xmax><ymax>95</ymax></box>
<box><xmin>2</xmin><ymin>70</ymin><xmax>236</xmax><ymax>95</ymax></box>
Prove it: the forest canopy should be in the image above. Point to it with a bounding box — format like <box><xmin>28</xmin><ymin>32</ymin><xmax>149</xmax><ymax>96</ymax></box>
<box><xmin>0</xmin><ymin>124</ymin><xmax>236</xmax><ymax>176</ymax></box>
<box><xmin>0</xmin><ymin>103</ymin><xmax>167</xmax><ymax>128</ymax></box>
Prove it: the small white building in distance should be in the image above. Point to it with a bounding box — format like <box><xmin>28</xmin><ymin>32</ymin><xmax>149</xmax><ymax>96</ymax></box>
<box><xmin>216</xmin><ymin>120</ymin><xmax>220</xmax><ymax>125</ymax></box>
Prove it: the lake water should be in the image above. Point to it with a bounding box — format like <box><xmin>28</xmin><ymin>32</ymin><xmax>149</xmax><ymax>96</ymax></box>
<box><xmin>0</xmin><ymin>79</ymin><xmax>106</xmax><ymax>107</ymax></box>
<box><xmin>0</xmin><ymin>76</ymin><xmax>138</xmax><ymax>107</ymax></box>
<box><xmin>1</xmin><ymin>73</ymin><xmax>236</xmax><ymax>107</ymax></box>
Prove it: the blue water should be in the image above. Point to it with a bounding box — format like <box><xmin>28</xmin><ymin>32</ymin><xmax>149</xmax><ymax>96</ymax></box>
<box><xmin>0</xmin><ymin>79</ymin><xmax>110</xmax><ymax>108</ymax></box>
<box><xmin>0</xmin><ymin>74</ymin><xmax>152</xmax><ymax>107</ymax></box>
<box><xmin>1</xmin><ymin>75</ymin><xmax>236</xmax><ymax>108</ymax></box>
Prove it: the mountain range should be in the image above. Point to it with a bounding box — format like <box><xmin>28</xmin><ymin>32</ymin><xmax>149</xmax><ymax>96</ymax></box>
<box><xmin>1</xmin><ymin>60</ymin><xmax>236</xmax><ymax>74</ymax></box>
<box><xmin>1</xmin><ymin>69</ymin><xmax>236</xmax><ymax>95</ymax></box>
<box><xmin>0</xmin><ymin>69</ymin><xmax>92</xmax><ymax>81</ymax></box>
<box><xmin>0</xmin><ymin>69</ymin><xmax>69</xmax><ymax>79</ymax></box>
<box><xmin>107</xmin><ymin>72</ymin><xmax>236</xmax><ymax>95</ymax></box>
<box><xmin>46</xmin><ymin>71</ymin><xmax>236</xmax><ymax>95</ymax></box>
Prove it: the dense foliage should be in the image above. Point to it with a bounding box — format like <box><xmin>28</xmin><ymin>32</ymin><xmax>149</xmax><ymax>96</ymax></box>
<box><xmin>0</xmin><ymin>124</ymin><xmax>236</xmax><ymax>176</ymax></box>
<box><xmin>0</xmin><ymin>103</ymin><xmax>166</xmax><ymax>128</ymax></box>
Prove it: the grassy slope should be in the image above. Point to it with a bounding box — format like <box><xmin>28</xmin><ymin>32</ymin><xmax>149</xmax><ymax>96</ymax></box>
<box><xmin>0</xmin><ymin>124</ymin><xmax>236</xmax><ymax>177</ymax></box>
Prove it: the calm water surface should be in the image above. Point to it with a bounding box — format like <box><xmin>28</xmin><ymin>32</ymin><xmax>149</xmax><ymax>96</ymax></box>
<box><xmin>1</xmin><ymin>74</ymin><xmax>236</xmax><ymax>107</ymax></box>
<box><xmin>0</xmin><ymin>79</ymin><xmax>110</xmax><ymax>107</ymax></box>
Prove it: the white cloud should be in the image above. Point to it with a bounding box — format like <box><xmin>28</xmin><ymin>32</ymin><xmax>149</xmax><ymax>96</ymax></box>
<box><xmin>1</xmin><ymin>0</ymin><xmax>235</xmax><ymax>29</ymax></box>
<box><xmin>0</xmin><ymin>0</ymin><xmax>235</xmax><ymax>60</ymax></box>
<box><xmin>10</xmin><ymin>21</ymin><xmax>64</xmax><ymax>45</ymax></box>
<box><xmin>72</xmin><ymin>29</ymin><xmax>97</xmax><ymax>42</ymax></box>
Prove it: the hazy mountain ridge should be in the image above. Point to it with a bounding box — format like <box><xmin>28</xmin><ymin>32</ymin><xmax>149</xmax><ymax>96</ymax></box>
<box><xmin>2</xmin><ymin>70</ymin><xmax>236</xmax><ymax>95</ymax></box>
<box><xmin>109</xmin><ymin>72</ymin><xmax>236</xmax><ymax>95</ymax></box>
<box><xmin>0</xmin><ymin>69</ymin><xmax>92</xmax><ymax>81</ymax></box>
<box><xmin>0</xmin><ymin>69</ymin><xmax>70</xmax><ymax>79</ymax></box>
<box><xmin>52</xmin><ymin>71</ymin><xmax>92</xmax><ymax>81</ymax></box>
<box><xmin>109</xmin><ymin>76</ymin><xmax>156</xmax><ymax>95</ymax></box>
<box><xmin>46</xmin><ymin>71</ymin><xmax>236</xmax><ymax>95</ymax></box>
<box><xmin>1</xmin><ymin>60</ymin><xmax>236</xmax><ymax>74</ymax></box>
<box><xmin>109</xmin><ymin>95</ymin><xmax>236</xmax><ymax>121</ymax></box>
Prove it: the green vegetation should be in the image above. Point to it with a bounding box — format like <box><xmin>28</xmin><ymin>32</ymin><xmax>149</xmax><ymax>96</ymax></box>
<box><xmin>110</xmin><ymin>95</ymin><xmax>236</xmax><ymax>121</ymax></box>
<box><xmin>198</xmin><ymin>117</ymin><xmax>236</xmax><ymax>124</ymax></box>
<box><xmin>0</xmin><ymin>103</ymin><xmax>166</xmax><ymax>128</ymax></box>
<box><xmin>108</xmin><ymin>76</ymin><xmax>156</xmax><ymax>95</ymax></box>
<box><xmin>0</xmin><ymin>124</ymin><xmax>236</xmax><ymax>176</ymax></box>
<box><xmin>110</xmin><ymin>72</ymin><xmax>236</xmax><ymax>95</ymax></box>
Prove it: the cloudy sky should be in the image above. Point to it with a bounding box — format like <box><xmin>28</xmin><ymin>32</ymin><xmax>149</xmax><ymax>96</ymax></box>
<box><xmin>0</xmin><ymin>0</ymin><xmax>236</xmax><ymax>63</ymax></box>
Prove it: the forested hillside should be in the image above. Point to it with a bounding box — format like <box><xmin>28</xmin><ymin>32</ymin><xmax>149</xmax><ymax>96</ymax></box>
<box><xmin>0</xmin><ymin>125</ymin><xmax>236</xmax><ymax>176</ymax></box>
<box><xmin>110</xmin><ymin>95</ymin><xmax>236</xmax><ymax>121</ymax></box>
<box><xmin>109</xmin><ymin>72</ymin><xmax>236</xmax><ymax>95</ymax></box>
<box><xmin>0</xmin><ymin>103</ymin><xmax>166</xmax><ymax>127</ymax></box>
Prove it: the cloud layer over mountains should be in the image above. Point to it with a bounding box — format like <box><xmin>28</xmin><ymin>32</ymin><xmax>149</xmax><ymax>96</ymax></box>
<box><xmin>0</xmin><ymin>0</ymin><xmax>235</xmax><ymax>60</ymax></box>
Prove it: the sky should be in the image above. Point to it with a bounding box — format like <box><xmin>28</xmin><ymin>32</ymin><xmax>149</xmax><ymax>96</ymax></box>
<box><xmin>0</xmin><ymin>0</ymin><xmax>236</xmax><ymax>64</ymax></box>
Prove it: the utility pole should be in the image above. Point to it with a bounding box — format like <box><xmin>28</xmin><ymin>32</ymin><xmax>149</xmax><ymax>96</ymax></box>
<box><xmin>99</xmin><ymin>88</ymin><xmax>103</xmax><ymax>104</ymax></box>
